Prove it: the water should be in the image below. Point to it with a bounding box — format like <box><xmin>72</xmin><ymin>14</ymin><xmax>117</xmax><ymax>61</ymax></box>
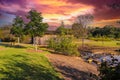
<box><xmin>100</xmin><ymin>55</ymin><xmax>120</xmax><ymax>62</ymax></box>
<box><xmin>81</xmin><ymin>52</ymin><xmax>120</xmax><ymax>65</ymax></box>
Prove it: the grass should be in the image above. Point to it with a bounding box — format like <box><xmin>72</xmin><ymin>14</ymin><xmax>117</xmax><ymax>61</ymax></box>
<box><xmin>74</xmin><ymin>39</ymin><xmax>120</xmax><ymax>47</ymax></box>
<box><xmin>0</xmin><ymin>43</ymin><xmax>63</xmax><ymax>80</ymax></box>
<box><xmin>87</xmin><ymin>40</ymin><xmax>120</xmax><ymax>47</ymax></box>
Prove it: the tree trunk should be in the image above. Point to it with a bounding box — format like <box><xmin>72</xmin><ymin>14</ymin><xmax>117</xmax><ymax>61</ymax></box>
<box><xmin>82</xmin><ymin>30</ymin><xmax>85</xmax><ymax>48</ymax></box>
<box><xmin>31</xmin><ymin>36</ymin><xmax>34</xmax><ymax>44</ymax></box>
<box><xmin>35</xmin><ymin>44</ymin><xmax>38</xmax><ymax>51</ymax></box>
<box><xmin>32</xmin><ymin>37</ymin><xmax>36</xmax><ymax>46</ymax></box>
<box><xmin>34</xmin><ymin>37</ymin><xmax>38</xmax><ymax>51</ymax></box>
<box><xmin>82</xmin><ymin>37</ymin><xmax>84</xmax><ymax>48</ymax></box>
<box><xmin>102</xmin><ymin>36</ymin><xmax>104</xmax><ymax>45</ymax></box>
<box><xmin>18</xmin><ymin>37</ymin><xmax>20</xmax><ymax>44</ymax></box>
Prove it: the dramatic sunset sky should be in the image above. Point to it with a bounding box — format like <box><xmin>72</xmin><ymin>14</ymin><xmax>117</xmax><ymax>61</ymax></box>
<box><xmin>0</xmin><ymin>0</ymin><xmax>120</xmax><ymax>30</ymax></box>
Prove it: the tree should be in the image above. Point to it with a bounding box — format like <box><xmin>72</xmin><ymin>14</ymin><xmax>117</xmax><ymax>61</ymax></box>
<box><xmin>56</xmin><ymin>21</ymin><xmax>72</xmax><ymax>35</ymax></box>
<box><xmin>25</xmin><ymin>9</ymin><xmax>48</xmax><ymax>50</ymax></box>
<box><xmin>0</xmin><ymin>29</ymin><xmax>2</xmax><ymax>39</ymax></box>
<box><xmin>116</xmin><ymin>20</ymin><xmax>120</xmax><ymax>24</ymax></box>
<box><xmin>90</xmin><ymin>26</ymin><xmax>120</xmax><ymax>39</ymax></box>
<box><xmin>10</xmin><ymin>16</ymin><xmax>24</xmax><ymax>44</ymax></box>
<box><xmin>72</xmin><ymin>23</ymin><xmax>84</xmax><ymax>38</ymax></box>
<box><xmin>73</xmin><ymin>14</ymin><xmax>94</xmax><ymax>48</ymax></box>
<box><xmin>114</xmin><ymin>27</ymin><xmax>120</xmax><ymax>38</ymax></box>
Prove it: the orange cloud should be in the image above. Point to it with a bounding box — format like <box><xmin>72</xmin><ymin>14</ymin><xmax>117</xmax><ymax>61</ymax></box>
<box><xmin>32</xmin><ymin>0</ymin><xmax>94</xmax><ymax>26</ymax></box>
<box><xmin>34</xmin><ymin>0</ymin><xmax>69</xmax><ymax>7</ymax></box>
<box><xmin>92</xmin><ymin>19</ymin><xmax>120</xmax><ymax>27</ymax></box>
<box><xmin>1</xmin><ymin>0</ymin><xmax>119</xmax><ymax>28</ymax></box>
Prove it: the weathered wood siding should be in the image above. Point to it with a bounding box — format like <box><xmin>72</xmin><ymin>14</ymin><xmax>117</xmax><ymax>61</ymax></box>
<box><xmin>38</xmin><ymin>35</ymin><xmax>56</xmax><ymax>45</ymax></box>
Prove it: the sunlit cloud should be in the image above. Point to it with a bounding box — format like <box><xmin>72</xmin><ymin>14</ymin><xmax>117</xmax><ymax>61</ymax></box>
<box><xmin>0</xmin><ymin>0</ymin><xmax>120</xmax><ymax>28</ymax></box>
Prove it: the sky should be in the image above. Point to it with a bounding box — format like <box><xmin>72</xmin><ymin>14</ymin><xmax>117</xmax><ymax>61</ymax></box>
<box><xmin>0</xmin><ymin>0</ymin><xmax>120</xmax><ymax>30</ymax></box>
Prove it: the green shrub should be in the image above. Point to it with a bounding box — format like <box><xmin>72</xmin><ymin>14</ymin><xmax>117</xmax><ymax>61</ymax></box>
<box><xmin>21</xmin><ymin>35</ymin><xmax>31</xmax><ymax>43</ymax></box>
<box><xmin>98</xmin><ymin>57</ymin><xmax>120</xmax><ymax>80</ymax></box>
<box><xmin>48</xmin><ymin>36</ymin><xmax>79</xmax><ymax>56</ymax></box>
<box><xmin>116</xmin><ymin>38</ymin><xmax>120</xmax><ymax>41</ymax></box>
<box><xmin>1</xmin><ymin>36</ymin><xmax>16</xmax><ymax>42</ymax></box>
<box><xmin>116</xmin><ymin>43</ymin><xmax>120</xmax><ymax>45</ymax></box>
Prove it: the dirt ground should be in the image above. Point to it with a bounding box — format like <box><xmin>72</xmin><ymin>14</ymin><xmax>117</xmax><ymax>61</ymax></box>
<box><xmin>46</xmin><ymin>53</ymin><xmax>98</xmax><ymax>80</ymax></box>
<box><xmin>79</xmin><ymin>45</ymin><xmax>120</xmax><ymax>55</ymax></box>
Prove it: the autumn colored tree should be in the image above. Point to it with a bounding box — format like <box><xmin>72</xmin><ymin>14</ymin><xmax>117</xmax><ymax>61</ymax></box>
<box><xmin>72</xmin><ymin>14</ymin><xmax>94</xmax><ymax>48</ymax></box>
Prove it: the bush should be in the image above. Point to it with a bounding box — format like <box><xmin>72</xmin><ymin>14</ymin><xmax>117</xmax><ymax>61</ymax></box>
<box><xmin>48</xmin><ymin>36</ymin><xmax>79</xmax><ymax>56</ymax></box>
<box><xmin>98</xmin><ymin>56</ymin><xmax>120</xmax><ymax>80</ymax></box>
<box><xmin>116</xmin><ymin>38</ymin><xmax>120</xmax><ymax>41</ymax></box>
<box><xmin>116</xmin><ymin>42</ymin><xmax>120</xmax><ymax>45</ymax></box>
<box><xmin>1</xmin><ymin>36</ymin><xmax>16</xmax><ymax>42</ymax></box>
<box><xmin>21</xmin><ymin>35</ymin><xmax>31</xmax><ymax>43</ymax></box>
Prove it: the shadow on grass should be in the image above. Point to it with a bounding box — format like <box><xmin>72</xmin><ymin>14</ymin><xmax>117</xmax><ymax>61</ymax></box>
<box><xmin>0</xmin><ymin>43</ymin><xmax>27</xmax><ymax>49</ymax></box>
<box><xmin>56</xmin><ymin>65</ymin><xmax>98</xmax><ymax>80</ymax></box>
<box><xmin>0</xmin><ymin>54</ymin><xmax>63</xmax><ymax>80</ymax></box>
<box><xmin>1</xmin><ymin>63</ymin><xmax>62</xmax><ymax>80</ymax></box>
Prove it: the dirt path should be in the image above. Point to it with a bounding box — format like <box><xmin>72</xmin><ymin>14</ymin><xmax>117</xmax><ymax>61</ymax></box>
<box><xmin>46</xmin><ymin>53</ymin><xmax>98</xmax><ymax>80</ymax></box>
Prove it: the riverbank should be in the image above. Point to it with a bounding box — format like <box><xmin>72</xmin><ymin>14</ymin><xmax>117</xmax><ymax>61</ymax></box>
<box><xmin>79</xmin><ymin>45</ymin><xmax>120</xmax><ymax>66</ymax></box>
<box><xmin>79</xmin><ymin>45</ymin><xmax>120</xmax><ymax>55</ymax></box>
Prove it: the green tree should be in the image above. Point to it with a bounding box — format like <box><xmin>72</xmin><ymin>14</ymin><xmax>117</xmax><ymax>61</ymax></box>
<box><xmin>56</xmin><ymin>21</ymin><xmax>72</xmax><ymax>35</ymax></box>
<box><xmin>90</xmin><ymin>25</ymin><xmax>120</xmax><ymax>39</ymax></box>
<box><xmin>25</xmin><ymin>9</ymin><xmax>48</xmax><ymax>50</ymax></box>
<box><xmin>0</xmin><ymin>29</ymin><xmax>2</xmax><ymax>39</ymax></box>
<box><xmin>10</xmin><ymin>16</ymin><xmax>24</xmax><ymax>44</ymax></box>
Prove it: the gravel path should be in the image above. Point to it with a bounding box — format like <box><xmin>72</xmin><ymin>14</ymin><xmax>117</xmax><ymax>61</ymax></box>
<box><xmin>46</xmin><ymin>53</ymin><xmax>98</xmax><ymax>80</ymax></box>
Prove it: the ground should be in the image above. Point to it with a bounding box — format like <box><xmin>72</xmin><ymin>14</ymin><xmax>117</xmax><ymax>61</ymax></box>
<box><xmin>79</xmin><ymin>45</ymin><xmax>120</xmax><ymax>55</ymax></box>
<box><xmin>0</xmin><ymin>43</ymin><xmax>62</xmax><ymax>80</ymax></box>
<box><xmin>76</xmin><ymin>39</ymin><xmax>120</xmax><ymax>54</ymax></box>
<box><xmin>0</xmin><ymin>40</ymin><xmax>119</xmax><ymax>80</ymax></box>
<box><xmin>46</xmin><ymin>53</ymin><xmax>98</xmax><ymax>80</ymax></box>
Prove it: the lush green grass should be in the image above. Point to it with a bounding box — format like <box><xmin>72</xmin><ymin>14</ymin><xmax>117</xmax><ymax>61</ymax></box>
<box><xmin>74</xmin><ymin>39</ymin><xmax>120</xmax><ymax>47</ymax></box>
<box><xmin>0</xmin><ymin>44</ymin><xmax>63</xmax><ymax>80</ymax></box>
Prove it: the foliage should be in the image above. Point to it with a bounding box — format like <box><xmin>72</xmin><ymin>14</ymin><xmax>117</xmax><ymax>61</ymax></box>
<box><xmin>89</xmin><ymin>25</ymin><xmax>120</xmax><ymax>39</ymax></box>
<box><xmin>10</xmin><ymin>16</ymin><xmax>24</xmax><ymax>37</ymax></box>
<box><xmin>24</xmin><ymin>9</ymin><xmax>48</xmax><ymax>47</ymax></box>
<box><xmin>0</xmin><ymin>29</ymin><xmax>2</xmax><ymax>39</ymax></box>
<box><xmin>48</xmin><ymin>36</ymin><xmax>79</xmax><ymax>56</ymax></box>
<box><xmin>72</xmin><ymin>14</ymin><xmax>94</xmax><ymax>48</ymax></box>
<box><xmin>21</xmin><ymin>35</ymin><xmax>31</xmax><ymax>43</ymax></box>
<box><xmin>56</xmin><ymin>21</ymin><xmax>71</xmax><ymax>35</ymax></box>
<box><xmin>25</xmin><ymin>9</ymin><xmax>48</xmax><ymax>38</ymax></box>
<box><xmin>10</xmin><ymin>16</ymin><xmax>24</xmax><ymax>44</ymax></box>
<box><xmin>98</xmin><ymin>56</ymin><xmax>120</xmax><ymax>80</ymax></box>
<box><xmin>1</xmin><ymin>36</ymin><xmax>16</xmax><ymax>42</ymax></box>
<box><xmin>72</xmin><ymin>23</ymin><xmax>86</xmax><ymax>38</ymax></box>
<box><xmin>0</xmin><ymin>25</ymin><xmax>12</xmax><ymax>41</ymax></box>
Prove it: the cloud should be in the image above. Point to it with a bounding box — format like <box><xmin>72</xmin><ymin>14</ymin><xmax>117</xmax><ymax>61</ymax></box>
<box><xmin>0</xmin><ymin>0</ymin><xmax>120</xmax><ymax>27</ymax></box>
<box><xmin>0</xmin><ymin>11</ymin><xmax>15</xmax><ymax>26</ymax></box>
<box><xmin>65</xmin><ymin>0</ymin><xmax>120</xmax><ymax>20</ymax></box>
